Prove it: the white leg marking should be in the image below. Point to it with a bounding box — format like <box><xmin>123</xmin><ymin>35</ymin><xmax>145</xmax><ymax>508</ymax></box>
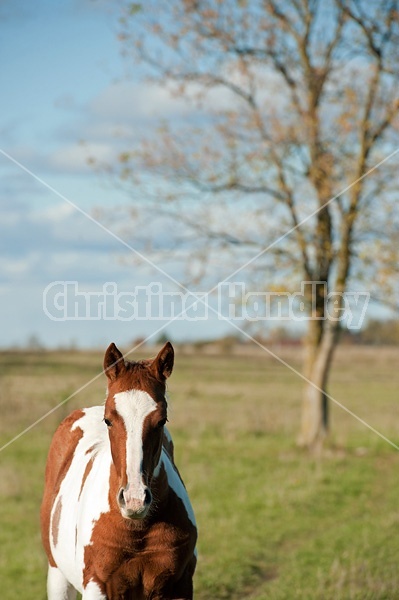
<box><xmin>47</xmin><ymin>566</ymin><xmax>77</xmax><ymax>600</ymax></box>
<box><xmin>82</xmin><ymin>580</ymin><xmax>107</xmax><ymax>600</ymax></box>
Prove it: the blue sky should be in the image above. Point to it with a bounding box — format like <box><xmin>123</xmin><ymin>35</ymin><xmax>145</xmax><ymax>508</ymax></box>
<box><xmin>0</xmin><ymin>0</ymin><xmax>234</xmax><ymax>349</ymax></box>
<box><xmin>0</xmin><ymin>0</ymin><xmax>391</xmax><ymax>350</ymax></box>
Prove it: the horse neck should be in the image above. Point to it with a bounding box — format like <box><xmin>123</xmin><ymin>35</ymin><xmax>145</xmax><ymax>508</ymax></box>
<box><xmin>149</xmin><ymin>454</ymin><xmax>169</xmax><ymax>508</ymax></box>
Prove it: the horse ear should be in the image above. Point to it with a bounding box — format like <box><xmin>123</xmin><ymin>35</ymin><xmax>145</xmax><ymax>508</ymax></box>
<box><xmin>151</xmin><ymin>342</ymin><xmax>174</xmax><ymax>380</ymax></box>
<box><xmin>104</xmin><ymin>343</ymin><xmax>125</xmax><ymax>381</ymax></box>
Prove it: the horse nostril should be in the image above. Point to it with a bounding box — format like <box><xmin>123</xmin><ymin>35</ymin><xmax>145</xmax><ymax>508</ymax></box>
<box><xmin>118</xmin><ymin>488</ymin><xmax>125</xmax><ymax>507</ymax></box>
<box><xmin>144</xmin><ymin>488</ymin><xmax>152</xmax><ymax>505</ymax></box>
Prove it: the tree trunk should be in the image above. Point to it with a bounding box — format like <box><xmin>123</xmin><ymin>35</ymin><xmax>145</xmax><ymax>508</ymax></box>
<box><xmin>298</xmin><ymin>320</ymin><xmax>339</xmax><ymax>452</ymax></box>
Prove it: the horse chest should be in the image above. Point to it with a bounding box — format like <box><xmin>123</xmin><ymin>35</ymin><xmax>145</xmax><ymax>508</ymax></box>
<box><xmin>83</xmin><ymin>517</ymin><xmax>188</xmax><ymax>597</ymax></box>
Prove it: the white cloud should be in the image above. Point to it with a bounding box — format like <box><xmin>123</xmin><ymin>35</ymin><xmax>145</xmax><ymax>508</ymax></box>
<box><xmin>1</xmin><ymin>74</ymin><xmax>244</xmax><ymax>179</ymax></box>
<box><xmin>90</xmin><ymin>80</ymin><xmax>194</xmax><ymax>121</ymax></box>
<box><xmin>0</xmin><ymin>256</ymin><xmax>35</xmax><ymax>276</ymax></box>
<box><xmin>49</xmin><ymin>141</ymin><xmax>118</xmax><ymax>173</ymax></box>
<box><xmin>39</xmin><ymin>203</ymin><xmax>76</xmax><ymax>223</ymax></box>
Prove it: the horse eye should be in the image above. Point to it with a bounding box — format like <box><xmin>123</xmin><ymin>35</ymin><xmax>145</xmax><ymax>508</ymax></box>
<box><xmin>157</xmin><ymin>418</ymin><xmax>167</xmax><ymax>429</ymax></box>
<box><xmin>104</xmin><ymin>418</ymin><xmax>112</xmax><ymax>427</ymax></box>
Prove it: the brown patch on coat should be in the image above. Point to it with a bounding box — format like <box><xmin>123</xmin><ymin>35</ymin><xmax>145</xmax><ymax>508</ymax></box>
<box><xmin>51</xmin><ymin>496</ymin><xmax>62</xmax><ymax>548</ymax></box>
<box><xmin>79</xmin><ymin>456</ymin><xmax>94</xmax><ymax>501</ymax></box>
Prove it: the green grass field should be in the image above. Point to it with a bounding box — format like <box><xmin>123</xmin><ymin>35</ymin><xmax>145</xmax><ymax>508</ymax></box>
<box><xmin>1</xmin><ymin>345</ymin><xmax>399</xmax><ymax>599</ymax></box>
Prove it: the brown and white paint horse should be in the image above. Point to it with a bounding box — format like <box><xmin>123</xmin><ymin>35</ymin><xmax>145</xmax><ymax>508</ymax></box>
<box><xmin>41</xmin><ymin>342</ymin><xmax>197</xmax><ymax>599</ymax></box>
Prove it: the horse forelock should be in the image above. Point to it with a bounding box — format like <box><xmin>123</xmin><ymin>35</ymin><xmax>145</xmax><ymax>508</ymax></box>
<box><xmin>106</xmin><ymin>360</ymin><xmax>167</xmax><ymax>406</ymax></box>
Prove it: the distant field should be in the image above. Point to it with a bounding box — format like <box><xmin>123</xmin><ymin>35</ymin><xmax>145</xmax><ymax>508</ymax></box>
<box><xmin>1</xmin><ymin>345</ymin><xmax>399</xmax><ymax>599</ymax></box>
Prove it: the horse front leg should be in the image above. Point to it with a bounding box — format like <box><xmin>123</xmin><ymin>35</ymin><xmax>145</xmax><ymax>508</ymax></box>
<box><xmin>81</xmin><ymin>580</ymin><xmax>107</xmax><ymax>600</ymax></box>
<box><xmin>47</xmin><ymin>566</ymin><xmax>77</xmax><ymax>600</ymax></box>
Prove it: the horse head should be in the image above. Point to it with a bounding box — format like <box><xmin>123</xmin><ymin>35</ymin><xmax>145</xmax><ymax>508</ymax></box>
<box><xmin>103</xmin><ymin>342</ymin><xmax>174</xmax><ymax>520</ymax></box>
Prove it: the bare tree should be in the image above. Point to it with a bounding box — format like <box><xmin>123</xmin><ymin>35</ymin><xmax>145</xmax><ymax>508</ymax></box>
<box><xmin>108</xmin><ymin>0</ymin><xmax>399</xmax><ymax>450</ymax></box>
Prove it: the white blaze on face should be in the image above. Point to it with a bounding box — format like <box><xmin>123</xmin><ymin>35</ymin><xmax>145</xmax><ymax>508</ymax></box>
<box><xmin>114</xmin><ymin>389</ymin><xmax>158</xmax><ymax>502</ymax></box>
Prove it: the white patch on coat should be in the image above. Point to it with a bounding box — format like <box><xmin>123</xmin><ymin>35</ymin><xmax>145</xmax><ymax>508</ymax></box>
<box><xmin>158</xmin><ymin>448</ymin><xmax>196</xmax><ymax>527</ymax></box>
<box><xmin>49</xmin><ymin>406</ymin><xmax>111</xmax><ymax>593</ymax></box>
<box><xmin>163</xmin><ymin>426</ymin><xmax>173</xmax><ymax>446</ymax></box>
<box><xmin>82</xmin><ymin>579</ymin><xmax>107</xmax><ymax>599</ymax></box>
<box><xmin>114</xmin><ymin>390</ymin><xmax>158</xmax><ymax>499</ymax></box>
<box><xmin>153</xmin><ymin>425</ymin><xmax>172</xmax><ymax>478</ymax></box>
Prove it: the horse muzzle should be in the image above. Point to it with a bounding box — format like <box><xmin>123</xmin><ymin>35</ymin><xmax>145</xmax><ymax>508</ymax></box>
<box><xmin>117</xmin><ymin>485</ymin><xmax>152</xmax><ymax>519</ymax></box>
